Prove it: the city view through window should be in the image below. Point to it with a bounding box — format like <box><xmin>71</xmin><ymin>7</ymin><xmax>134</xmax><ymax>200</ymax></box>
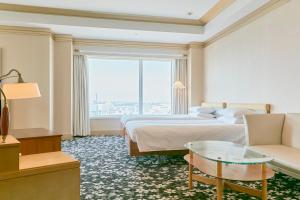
<box><xmin>88</xmin><ymin>58</ymin><xmax>172</xmax><ymax>117</ymax></box>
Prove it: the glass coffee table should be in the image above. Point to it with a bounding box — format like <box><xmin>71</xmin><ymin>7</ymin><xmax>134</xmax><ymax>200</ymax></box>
<box><xmin>184</xmin><ymin>141</ymin><xmax>274</xmax><ymax>200</ymax></box>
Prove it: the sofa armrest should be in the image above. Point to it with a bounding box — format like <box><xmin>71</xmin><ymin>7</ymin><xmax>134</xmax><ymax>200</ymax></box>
<box><xmin>244</xmin><ymin>114</ymin><xmax>285</xmax><ymax>146</ymax></box>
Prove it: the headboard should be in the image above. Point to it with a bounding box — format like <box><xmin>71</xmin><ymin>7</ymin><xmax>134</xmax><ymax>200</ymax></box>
<box><xmin>226</xmin><ymin>103</ymin><xmax>271</xmax><ymax>114</ymax></box>
<box><xmin>201</xmin><ymin>102</ymin><xmax>226</xmax><ymax>109</ymax></box>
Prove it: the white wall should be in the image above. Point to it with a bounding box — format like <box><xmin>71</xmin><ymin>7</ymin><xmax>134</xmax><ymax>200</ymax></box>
<box><xmin>90</xmin><ymin>118</ymin><xmax>121</xmax><ymax>134</ymax></box>
<box><xmin>0</xmin><ymin>31</ymin><xmax>53</xmax><ymax>129</ymax></box>
<box><xmin>53</xmin><ymin>35</ymin><xmax>73</xmax><ymax>136</ymax></box>
<box><xmin>204</xmin><ymin>0</ymin><xmax>300</xmax><ymax>113</ymax></box>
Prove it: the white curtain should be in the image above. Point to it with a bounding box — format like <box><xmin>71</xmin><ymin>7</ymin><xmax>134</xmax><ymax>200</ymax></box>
<box><xmin>172</xmin><ymin>59</ymin><xmax>188</xmax><ymax>114</ymax></box>
<box><xmin>73</xmin><ymin>55</ymin><xmax>90</xmax><ymax>136</ymax></box>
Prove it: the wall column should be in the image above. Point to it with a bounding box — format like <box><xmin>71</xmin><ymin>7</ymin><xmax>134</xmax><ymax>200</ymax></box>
<box><xmin>188</xmin><ymin>43</ymin><xmax>204</xmax><ymax>107</ymax></box>
<box><xmin>53</xmin><ymin>34</ymin><xmax>73</xmax><ymax>138</ymax></box>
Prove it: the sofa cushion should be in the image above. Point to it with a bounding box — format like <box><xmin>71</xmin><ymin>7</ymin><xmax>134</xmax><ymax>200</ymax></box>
<box><xmin>282</xmin><ymin>113</ymin><xmax>300</xmax><ymax>149</ymax></box>
<box><xmin>244</xmin><ymin>114</ymin><xmax>285</xmax><ymax>145</ymax></box>
<box><xmin>248</xmin><ymin>145</ymin><xmax>300</xmax><ymax>174</ymax></box>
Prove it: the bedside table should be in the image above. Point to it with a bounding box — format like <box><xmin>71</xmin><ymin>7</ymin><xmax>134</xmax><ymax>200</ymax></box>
<box><xmin>9</xmin><ymin>128</ymin><xmax>62</xmax><ymax>155</ymax></box>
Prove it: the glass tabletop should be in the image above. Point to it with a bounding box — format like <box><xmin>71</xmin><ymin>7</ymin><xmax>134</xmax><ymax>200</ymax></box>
<box><xmin>185</xmin><ymin>141</ymin><xmax>273</xmax><ymax>165</ymax></box>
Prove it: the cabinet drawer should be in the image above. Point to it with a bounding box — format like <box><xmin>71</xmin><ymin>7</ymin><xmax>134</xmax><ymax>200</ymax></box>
<box><xmin>19</xmin><ymin>136</ymin><xmax>61</xmax><ymax>155</ymax></box>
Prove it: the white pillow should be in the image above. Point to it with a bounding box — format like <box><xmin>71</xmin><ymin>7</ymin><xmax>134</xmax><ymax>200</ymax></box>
<box><xmin>189</xmin><ymin>106</ymin><xmax>215</xmax><ymax>114</ymax></box>
<box><xmin>189</xmin><ymin>112</ymin><xmax>215</xmax><ymax>119</ymax></box>
<box><xmin>217</xmin><ymin>116</ymin><xmax>244</xmax><ymax>124</ymax></box>
<box><xmin>216</xmin><ymin>108</ymin><xmax>255</xmax><ymax>118</ymax></box>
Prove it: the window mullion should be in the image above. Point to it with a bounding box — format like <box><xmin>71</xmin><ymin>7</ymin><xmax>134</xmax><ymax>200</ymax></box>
<box><xmin>139</xmin><ymin>59</ymin><xmax>143</xmax><ymax>115</ymax></box>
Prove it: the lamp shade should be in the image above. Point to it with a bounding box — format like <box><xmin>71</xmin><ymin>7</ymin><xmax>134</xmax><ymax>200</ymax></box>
<box><xmin>2</xmin><ymin>82</ymin><xmax>41</xmax><ymax>100</ymax></box>
<box><xmin>173</xmin><ymin>81</ymin><xmax>185</xmax><ymax>89</ymax></box>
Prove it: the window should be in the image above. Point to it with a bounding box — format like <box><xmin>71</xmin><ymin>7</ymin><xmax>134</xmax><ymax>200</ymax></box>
<box><xmin>143</xmin><ymin>60</ymin><xmax>172</xmax><ymax>115</ymax></box>
<box><xmin>88</xmin><ymin>57</ymin><xmax>172</xmax><ymax>117</ymax></box>
<box><xmin>88</xmin><ymin>58</ymin><xmax>139</xmax><ymax>116</ymax></box>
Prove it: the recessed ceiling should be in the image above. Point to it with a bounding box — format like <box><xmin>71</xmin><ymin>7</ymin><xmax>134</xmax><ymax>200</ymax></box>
<box><xmin>0</xmin><ymin>0</ymin><xmax>274</xmax><ymax>44</ymax></box>
<box><xmin>0</xmin><ymin>20</ymin><xmax>204</xmax><ymax>44</ymax></box>
<box><xmin>0</xmin><ymin>0</ymin><xmax>219</xmax><ymax>20</ymax></box>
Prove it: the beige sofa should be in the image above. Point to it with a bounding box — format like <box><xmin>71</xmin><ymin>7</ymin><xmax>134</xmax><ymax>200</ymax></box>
<box><xmin>244</xmin><ymin>113</ymin><xmax>300</xmax><ymax>179</ymax></box>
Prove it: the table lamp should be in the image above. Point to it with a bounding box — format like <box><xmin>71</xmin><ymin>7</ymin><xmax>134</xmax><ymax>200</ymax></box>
<box><xmin>0</xmin><ymin>69</ymin><xmax>41</xmax><ymax>143</ymax></box>
<box><xmin>173</xmin><ymin>81</ymin><xmax>186</xmax><ymax>89</ymax></box>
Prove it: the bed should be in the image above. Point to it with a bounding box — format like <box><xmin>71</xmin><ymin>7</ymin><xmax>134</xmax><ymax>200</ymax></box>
<box><xmin>120</xmin><ymin>102</ymin><xmax>226</xmax><ymax>135</ymax></box>
<box><xmin>125</xmin><ymin>103</ymin><xmax>271</xmax><ymax>156</ymax></box>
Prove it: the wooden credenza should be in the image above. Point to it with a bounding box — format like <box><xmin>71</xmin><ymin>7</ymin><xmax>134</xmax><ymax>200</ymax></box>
<box><xmin>9</xmin><ymin>128</ymin><xmax>62</xmax><ymax>155</ymax></box>
<box><xmin>0</xmin><ymin>136</ymin><xmax>80</xmax><ymax>200</ymax></box>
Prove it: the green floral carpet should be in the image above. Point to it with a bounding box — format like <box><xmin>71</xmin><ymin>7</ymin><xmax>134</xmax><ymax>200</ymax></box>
<box><xmin>62</xmin><ymin>136</ymin><xmax>300</xmax><ymax>200</ymax></box>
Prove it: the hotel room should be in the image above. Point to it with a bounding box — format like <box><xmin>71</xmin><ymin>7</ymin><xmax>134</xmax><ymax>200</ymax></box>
<box><xmin>0</xmin><ymin>0</ymin><xmax>299</xmax><ymax>199</ymax></box>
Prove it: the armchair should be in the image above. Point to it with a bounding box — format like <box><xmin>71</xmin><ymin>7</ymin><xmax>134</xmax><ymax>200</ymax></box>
<box><xmin>244</xmin><ymin>114</ymin><xmax>300</xmax><ymax>179</ymax></box>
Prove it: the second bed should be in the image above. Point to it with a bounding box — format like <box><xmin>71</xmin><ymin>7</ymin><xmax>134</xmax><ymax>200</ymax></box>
<box><xmin>125</xmin><ymin>103</ymin><xmax>271</xmax><ymax>156</ymax></box>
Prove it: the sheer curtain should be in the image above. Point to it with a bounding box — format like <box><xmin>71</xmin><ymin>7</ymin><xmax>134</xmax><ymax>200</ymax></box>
<box><xmin>172</xmin><ymin>58</ymin><xmax>188</xmax><ymax>114</ymax></box>
<box><xmin>73</xmin><ymin>54</ymin><xmax>90</xmax><ymax>136</ymax></box>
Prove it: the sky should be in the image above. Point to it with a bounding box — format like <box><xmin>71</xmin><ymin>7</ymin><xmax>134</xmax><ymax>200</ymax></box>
<box><xmin>88</xmin><ymin>58</ymin><xmax>172</xmax><ymax>103</ymax></box>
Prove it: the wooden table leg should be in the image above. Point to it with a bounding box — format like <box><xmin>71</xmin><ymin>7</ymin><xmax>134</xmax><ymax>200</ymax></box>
<box><xmin>261</xmin><ymin>163</ymin><xmax>267</xmax><ymax>200</ymax></box>
<box><xmin>216</xmin><ymin>161</ymin><xmax>223</xmax><ymax>200</ymax></box>
<box><xmin>189</xmin><ymin>151</ymin><xmax>193</xmax><ymax>190</ymax></box>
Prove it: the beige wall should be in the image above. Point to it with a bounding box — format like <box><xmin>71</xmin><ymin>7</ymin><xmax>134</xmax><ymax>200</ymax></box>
<box><xmin>0</xmin><ymin>30</ymin><xmax>73</xmax><ymax>136</ymax></box>
<box><xmin>204</xmin><ymin>0</ymin><xmax>300</xmax><ymax>113</ymax></box>
<box><xmin>0</xmin><ymin>31</ymin><xmax>53</xmax><ymax>129</ymax></box>
<box><xmin>53</xmin><ymin>35</ymin><xmax>73</xmax><ymax>136</ymax></box>
<box><xmin>49</xmin><ymin>37</ymin><xmax>54</xmax><ymax>131</ymax></box>
<box><xmin>0</xmin><ymin>27</ymin><xmax>204</xmax><ymax>134</ymax></box>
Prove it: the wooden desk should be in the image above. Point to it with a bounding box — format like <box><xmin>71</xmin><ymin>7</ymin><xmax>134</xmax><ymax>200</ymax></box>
<box><xmin>9</xmin><ymin>128</ymin><xmax>62</xmax><ymax>155</ymax></box>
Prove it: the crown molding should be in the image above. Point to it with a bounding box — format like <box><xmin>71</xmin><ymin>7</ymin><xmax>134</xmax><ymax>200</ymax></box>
<box><xmin>0</xmin><ymin>1</ymin><xmax>283</xmax><ymax>47</ymax></box>
<box><xmin>0</xmin><ymin>25</ymin><xmax>51</xmax><ymax>36</ymax></box>
<box><xmin>53</xmin><ymin>34</ymin><xmax>73</xmax><ymax>42</ymax></box>
<box><xmin>73</xmin><ymin>38</ymin><xmax>188</xmax><ymax>50</ymax></box>
<box><xmin>188</xmin><ymin>42</ymin><xmax>204</xmax><ymax>48</ymax></box>
<box><xmin>200</xmin><ymin>0</ymin><xmax>235</xmax><ymax>24</ymax></box>
<box><xmin>203</xmin><ymin>0</ymin><xmax>289</xmax><ymax>47</ymax></box>
<box><xmin>0</xmin><ymin>3</ymin><xmax>203</xmax><ymax>26</ymax></box>
<box><xmin>0</xmin><ymin>25</ymin><xmax>189</xmax><ymax>50</ymax></box>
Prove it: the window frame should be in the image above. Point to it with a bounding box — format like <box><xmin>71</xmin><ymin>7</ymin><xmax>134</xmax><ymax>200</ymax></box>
<box><xmin>87</xmin><ymin>55</ymin><xmax>173</xmax><ymax>118</ymax></box>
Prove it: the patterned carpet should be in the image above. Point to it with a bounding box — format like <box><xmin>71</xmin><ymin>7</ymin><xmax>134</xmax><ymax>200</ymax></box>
<box><xmin>62</xmin><ymin>136</ymin><xmax>300</xmax><ymax>200</ymax></box>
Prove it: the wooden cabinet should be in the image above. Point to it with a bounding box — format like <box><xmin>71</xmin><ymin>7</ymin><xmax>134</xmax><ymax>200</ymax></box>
<box><xmin>0</xmin><ymin>151</ymin><xmax>80</xmax><ymax>200</ymax></box>
<box><xmin>9</xmin><ymin>128</ymin><xmax>62</xmax><ymax>155</ymax></box>
<box><xmin>0</xmin><ymin>136</ymin><xmax>20</xmax><ymax>173</ymax></box>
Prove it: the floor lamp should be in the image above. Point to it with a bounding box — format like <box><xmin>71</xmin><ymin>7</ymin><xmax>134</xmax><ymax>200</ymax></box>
<box><xmin>0</xmin><ymin>69</ymin><xmax>41</xmax><ymax>143</ymax></box>
<box><xmin>173</xmin><ymin>81</ymin><xmax>186</xmax><ymax>89</ymax></box>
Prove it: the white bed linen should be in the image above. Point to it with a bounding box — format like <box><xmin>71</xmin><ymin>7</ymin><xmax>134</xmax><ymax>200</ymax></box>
<box><xmin>121</xmin><ymin>115</ymin><xmax>213</xmax><ymax>127</ymax></box>
<box><xmin>126</xmin><ymin>120</ymin><xmax>245</xmax><ymax>152</ymax></box>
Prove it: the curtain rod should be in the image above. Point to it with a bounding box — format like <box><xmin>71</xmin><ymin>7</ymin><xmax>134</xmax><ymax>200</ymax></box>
<box><xmin>73</xmin><ymin>49</ymin><xmax>188</xmax><ymax>59</ymax></box>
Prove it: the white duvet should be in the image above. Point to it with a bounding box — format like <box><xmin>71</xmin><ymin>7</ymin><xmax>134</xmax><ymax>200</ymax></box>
<box><xmin>126</xmin><ymin>119</ymin><xmax>245</xmax><ymax>152</ymax></box>
<box><xmin>121</xmin><ymin>114</ymin><xmax>213</xmax><ymax>127</ymax></box>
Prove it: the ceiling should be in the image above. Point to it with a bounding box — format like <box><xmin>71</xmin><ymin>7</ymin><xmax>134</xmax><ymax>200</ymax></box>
<box><xmin>0</xmin><ymin>0</ymin><xmax>273</xmax><ymax>44</ymax></box>
<box><xmin>0</xmin><ymin>0</ymin><xmax>219</xmax><ymax>20</ymax></box>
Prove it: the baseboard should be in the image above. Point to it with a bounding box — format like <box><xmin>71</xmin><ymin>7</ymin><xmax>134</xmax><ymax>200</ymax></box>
<box><xmin>91</xmin><ymin>130</ymin><xmax>122</xmax><ymax>136</ymax></box>
<box><xmin>63</xmin><ymin>130</ymin><xmax>122</xmax><ymax>138</ymax></box>
<box><xmin>61</xmin><ymin>134</ymin><xmax>73</xmax><ymax>140</ymax></box>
